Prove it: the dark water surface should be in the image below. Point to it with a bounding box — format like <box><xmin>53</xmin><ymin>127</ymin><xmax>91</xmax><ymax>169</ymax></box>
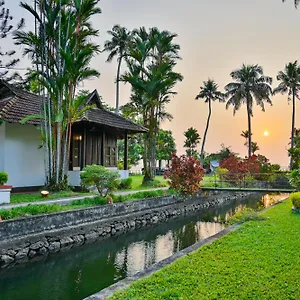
<box><xmin>0</xmin><ymin>193</ymin><xmax>286</xmax><ymax>300</ymax></box>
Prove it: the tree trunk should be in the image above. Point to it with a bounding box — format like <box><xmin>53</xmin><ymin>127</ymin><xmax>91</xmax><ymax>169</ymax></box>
<box><xmin>247</xmin><ymin>100</ymin><xmax>252</xmax><ymax>158</ymax></box>
<box><xmin>200</xmin><ymin>98</ymin><xmax>212</xmax><ymax>166</ymax></box>
<box><xmin>116</xmin><ymin>56</ymin><xmax>122</xmax><ymax>114</ymax></box>
<box><xmin>158</xmin><ymin>160</ymin><xmax>162</xmax><ymax>170</ymax></box>
<box><xmin>290</xmin><ymin>89</ymin><xmax>296</xmax><ymax>170</ymax></box>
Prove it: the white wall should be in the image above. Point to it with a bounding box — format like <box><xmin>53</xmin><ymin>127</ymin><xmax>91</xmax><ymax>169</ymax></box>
<box><xmin>0</xmin><ymin>122</ymin><xmax>5</xmax><ymax>172</ymax></box>
<box><xmin>4</xmin><ymin>123</ymin><xmax>45</xmax><ymax>187</ymax></box>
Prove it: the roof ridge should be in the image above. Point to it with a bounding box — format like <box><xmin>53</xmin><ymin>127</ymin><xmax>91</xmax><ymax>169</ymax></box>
<box><xmin>0</xmin><ymin>97</ymin><xmax>18</xmax><ymax>120</ymax></box>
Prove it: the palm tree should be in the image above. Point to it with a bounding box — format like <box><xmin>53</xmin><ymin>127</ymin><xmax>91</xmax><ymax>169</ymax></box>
<box><xmin>282</xmin><ymin>0</ymin><xmax>300</xmax><ymax>8</ymax></box>
<box><xmin>195</xmin><ymin>79</ymin><xmax>224</xmax><ymax>165</ymax></box>
<box><xmin>183</xmin><ymin>127</ymin><xmax>201</xmax><ymax>157</ymax></box>
<box><xmin>225</xmin><ymin>64</ymin><xmax>273</xmax><ymax>158</ymax></box>
<box><xmin>241</xmin><ymin>130</ymin><xmax>250</xmax><ymax>147</ymax></box>
<box><xmin>273</xmin><ymin>61</ymin><xmax>300</xmax><ymax>169</ymax></box>
<box><xmin>103</xmin><ymin>25</ymin><xmax>132</xmax><ymax>114</ymax></box>
<box><xmin>251</xmin><ymin>142</ymin><xmax>260</xmax><ymax>155</ymax></box>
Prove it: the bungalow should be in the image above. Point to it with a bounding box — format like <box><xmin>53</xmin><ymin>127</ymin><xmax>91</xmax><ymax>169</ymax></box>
<box><xmin>0</xmin><ymin>81</ymin><xmax>147</xmax><ymax>190</ymax></box>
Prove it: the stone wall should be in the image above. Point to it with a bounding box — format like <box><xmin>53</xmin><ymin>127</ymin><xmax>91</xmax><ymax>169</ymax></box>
<box><xmin>0</xmin><ymin>191</ymin><xmax>251</xmax><ymax>268</ymax></box>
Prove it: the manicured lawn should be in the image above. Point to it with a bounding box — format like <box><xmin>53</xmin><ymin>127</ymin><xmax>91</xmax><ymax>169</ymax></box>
<box><xmin>10</xmin><ymin>191</ymin><xmax>92</xmax><ymax>204</ymax></box>
<box><xmin>110</xmin><ymin>199</ymin><xmax>300</xmax><ymax>299</ymax></box>
<box><xmin>0</xmin><ymin>189</ymin><xmax>173</xmax><ymax>220</ymax></box>
<box><xmin>123</xmin><ymin>175</ymin><xmax>168</xmax><ymax>191</ymax></box>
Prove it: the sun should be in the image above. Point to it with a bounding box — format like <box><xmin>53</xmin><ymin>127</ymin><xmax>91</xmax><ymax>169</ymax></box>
<box><xmin>264</xmin><ymin>131</ymin><xmax>269</xmax><ymax>137</ymax></box>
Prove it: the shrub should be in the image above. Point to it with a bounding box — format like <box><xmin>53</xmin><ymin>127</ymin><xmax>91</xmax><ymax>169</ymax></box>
<box><xmin>216</xmin><ymin>167</ymin><xmax>228</xmax><ymax>180</ymax></box>
<box><xmin>164</xmin><ymin>153</ymin><xmax>205</xmax><ymax>195</ymax></box>
<box><xmin>290</xmin><ymin>192</ymin><xmax>300</xmax><ymax>209</ymax></box>
<box><xmin>118</xmin><ymin>178</ymin><xmax>133</xmax><ymax>190</ymax></box>
<box><xmin>80</xmin><ymin>165</ymin><xmax>120</xmax><ymax>196</ymax></box>
<box><xmin>0</xmin><ymin>172</ymin><xmax>8</xmax><ymax>185</ymax></box>
<box><xmin>290</xmin><ymin>169</ymin><xmax>300</xmax><ymax>191</ymax></box>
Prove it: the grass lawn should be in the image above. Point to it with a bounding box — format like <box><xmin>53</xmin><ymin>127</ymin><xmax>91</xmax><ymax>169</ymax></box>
<box><xmin>110</xmin><ymin>199</ymin><xmax>300</xmax><ymax>299</ymax></box>
<box><xmin>122</xmin><ymin>175</ymin><xmax>168</xmax><ymax>191</ymax></box>
<box><xmin>10</xmin><ymin>191</ymin><xmax>92</xmax><ymax>204</ymax></box>
<box><xmin>0</xmin><ymin>189</ymin><xmax>173</xmax><ymax>220</ymax></box>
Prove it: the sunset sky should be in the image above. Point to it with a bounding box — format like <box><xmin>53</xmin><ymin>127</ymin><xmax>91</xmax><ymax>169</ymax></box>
<box><xmin>5</xmin><ymin>0</ymin><xmax>300</xmax><ymax>168</ymax></box>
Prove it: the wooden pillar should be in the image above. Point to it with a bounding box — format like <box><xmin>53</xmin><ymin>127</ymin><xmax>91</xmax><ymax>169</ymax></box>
<box><xmin>81</xmin><ymin>127</ymin><xmax>86</xmax><ymax>170</ymax></box>
<box><xmin>124</xmin><ymin>131</ymin><xmax>128</xmax><ymax>170</ymax></box>
<box><xmin>101</xmin><ymin>131</ymin><xmax>106</xmax><ymax>166</ymax></box>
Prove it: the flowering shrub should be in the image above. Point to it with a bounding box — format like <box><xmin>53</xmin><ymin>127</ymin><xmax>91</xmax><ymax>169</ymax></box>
<box><xmin>164</xmin><ymin>153</ymin><xmax>205</xmax><ymax>195</ymax></box>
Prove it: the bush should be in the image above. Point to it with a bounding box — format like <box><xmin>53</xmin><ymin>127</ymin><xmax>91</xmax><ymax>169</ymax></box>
<box><xmin>0</xmin><ymin>172</ymin><xmax>8</xmax><ymax>185</ymax></box>
<box><xmin>118</xmin><ymin>178</ymin><xmax>133</xmax><ymax>190</ymax></box>
<box><xmin>80</xmin><ymin>165</ymin><xmax>120</xmax><ymax>196</ymax></box>
<box><xmin>290</xmin><ymin>169</ymin><xmax>300</xmax><ymax>191</ymax></box>
<box><xmin>164</xmin><ymin>153</ymin><xmax>205</xmax><ymax>195</ymax></box>
<box><xmin>290</xmin><ymin>192</ymin><xmax>300</xmax><ymax>209</ymax></box>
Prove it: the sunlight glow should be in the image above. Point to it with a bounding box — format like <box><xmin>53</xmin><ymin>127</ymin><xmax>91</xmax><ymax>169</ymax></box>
<box><xmin>264</xmin><ymin>131</ymin><xmax>269</xmax><ymax>137</ymax></box>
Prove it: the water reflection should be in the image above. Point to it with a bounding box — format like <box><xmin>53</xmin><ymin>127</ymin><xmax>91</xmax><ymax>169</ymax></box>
<box><xmin>0</xmin><ymin>193</ymin><xmax>287</xmax><ymax>300</ymax></box>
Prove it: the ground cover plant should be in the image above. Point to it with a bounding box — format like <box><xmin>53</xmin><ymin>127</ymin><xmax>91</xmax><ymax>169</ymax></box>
<box><xmin>110</xmin><ymin>199</ymin><xmax>300</xmax><ymax>300</ymax></box>
<box><xmin>0</xmin><ymin>189</ymin><xmax>174</xmax><ymax>220</ymax></box>
<box><xmin>10</xmin><ymin>191</ymin><xmax>91</xmax><ymax>204</ymax></box>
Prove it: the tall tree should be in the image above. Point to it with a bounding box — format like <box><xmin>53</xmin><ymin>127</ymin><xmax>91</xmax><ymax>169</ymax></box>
<box><xmin>103</xmin><ymin>25</ymin><xmax>132</xmax><ymax>114</ymax></box>
<box><xmin>273</xmin><ymin>61</ymin><xmax>300</xmax><ymax>169</ymax></box>
<box><xmin>184</xmin><ymin>127</ymin><xmax>201</xmax><ymax>157</ymax></box>
<box><xmin>195</xmin><ymin>79</ymin><xmax>224</xmax><ymax>166</ymax></box>
<box><xmin>0</xmin><ymin>0</ymin><xmax>24</xmax><ymax>82</ymax></box>
<box><xmin>225</xmin><ymin>64</ymin><xmax>273</xmax><ymax>158</ymax></box>
<box><xmin>15</xmin><ymin>0</ymin><xmax>101</xmax><ymax>189</ymax></box>
<box><xmin>156</xmin><ymin>129</ymin><xmax>176</xmax><ymax>169</ymax></box>
<box><xmin>122</xmin><ymin>27</ymin><xmax>183</xmax><ymax>183</ymax></box>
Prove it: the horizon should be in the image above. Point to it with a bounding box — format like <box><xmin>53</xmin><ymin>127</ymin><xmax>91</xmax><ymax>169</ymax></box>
<box><xmin>4</xmin><ymin>0</ymin><xmax>300</xmax><ymax>167</ymax></box>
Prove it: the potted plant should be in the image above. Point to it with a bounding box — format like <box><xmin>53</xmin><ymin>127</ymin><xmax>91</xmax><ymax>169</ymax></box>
<box><xmin>0</xmin><ymin>172</ymin><xmax>12</xmax><ymax>204</ymax></box>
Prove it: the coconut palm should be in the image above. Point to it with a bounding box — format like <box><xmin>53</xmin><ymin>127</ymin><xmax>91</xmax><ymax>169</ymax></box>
<box><xmin>251</xmin><ymin>142</ymin><xmax>260</xmax><ymax>155</ymax></box>
<box><xmin>273</xmin><ymin>61</ymin><xmax>300</xmax><ymax>169</ymax></box>
<box><xmin>103</xmin><ymin>25</ymin><xmax>132</xmax><ymax>114</ymax></box>
<box><xmin>122</xmin><ymin>27</ymin><xmax>183</xmax><ymax>183</ymax></box>
<box><xmin>195</xmin><ymin>79</ymin><xmax>225</xmax><ymax>165</ymax></box>
<box><xmin>184</xmin><ymin>127</ymin><xmax>201</xmax><ymax>157</ymax></box>
<box><xmin>225</xmin><ymin>64</ymin><xmax>273</xmax><ymax>158</ymax></box>
<box><xmin>241</xmin><ymin>130</ymin><xmax>252</xmax><ymax>148</ymax></box>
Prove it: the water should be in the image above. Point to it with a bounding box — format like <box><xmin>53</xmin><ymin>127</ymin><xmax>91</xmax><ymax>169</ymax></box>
<box><xmin>0</xmin><ymin>193</ymin><xmax>286</xmax><ymax>300</ymax></box>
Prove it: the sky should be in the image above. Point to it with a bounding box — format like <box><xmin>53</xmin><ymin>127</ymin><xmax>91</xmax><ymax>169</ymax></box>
<box><xmin>4</xmin><ymin>0</ymin><xmax>300</xmax><ymax>168</ymax></box>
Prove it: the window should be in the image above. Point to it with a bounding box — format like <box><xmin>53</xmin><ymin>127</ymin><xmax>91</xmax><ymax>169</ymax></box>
<box><xmin>106</xmin><ymin>135</ymin><xmax>117</xmax><ymax>167</ymax></box>
<box><xmin>71</xmin><ymin>133</ymin><xmax>82</xmax><ymax>171</ymax></box>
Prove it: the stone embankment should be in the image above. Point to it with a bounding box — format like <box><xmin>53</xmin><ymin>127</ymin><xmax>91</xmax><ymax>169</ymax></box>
<box><xmin>0</xmin><ymin>191</ymin><xmax>251</xmax><ymax>268</ymax></box>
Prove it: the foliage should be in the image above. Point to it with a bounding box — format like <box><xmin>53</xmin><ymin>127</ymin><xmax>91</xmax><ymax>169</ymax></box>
<box><xmin>290</xmin><ymin>192</ymin><xmax>300</xmax><ymax>209</ymax></box>
<box><xmin>225</xmin><ymin>64</ymin><xmax>273</xmax><ymax>158</ymax></box>
<box><xmin>80</xmin><ymin>165</ymin><xmax>120</xmax><ymax>197</ymax></box>
<box><xmin>121</xmin><ymin>27</ymin><xmax>183</xmax><ymax>183</ymax></box>
<box><xmin>0</xmin><ymin>172</ymin><xmax>8</xmax><ymax>185</ymax></box>
<box><xmin>183</xmin><ymin>127</ymin><xmax>201</xmax><ymax>157</ymax></box>
<box><xmin>164</xmin><ymin>153</ymin><xmax>205</xmax><ymax>195</ymax></box>
<box><xmin>216</xmin><ymin>167</ymin><xmax>228</xmax><ymax>179</ymax></box>
<box><xmin>156</xmin><ymin>129</ymin><xmax>176</xmax><ymax>165</ymax></box>
<box><xmin>118</xmin><ymin>178</ymin><xmax>133</xmax><ymax>190</ymax></box>
<box><xmin>288</xmin><ymin>136</ymin><xmax>300</xmax><ymax>169</ymax></box>
<box><xmin>274</xmin><ymin>61</ymin><xmax>300</xmax><ymax>169</ymax></box>
<box><xmin>251</xmin><ymin>142</ymin><xmax>260</xmax><ymax>155</ymax></box>
<box><xmin>14</xmin><ymin>0</ymin><xmax>101</xmax><ymax>189</ymax></box>
<box><xmin>290</xmin><ymin>169</ymin><xmax>300</xmax><ymax>191</ymax></box>
<box><xmin>203</xmin><ymin>144</ymin><xmax>234</xmax><ymax>169</ymax></box>
<box><xmin>103</xmin><ymin>25</ymin><xmax>132</xmax><ymax>113</ymax></box>
<box><xmin>0</xmin><ymin>0</ymin><xmax>24</xmax><ymax>82</ymax></box>
<box><xmin>118</xmin><ymin>136</ymin><xmax>143</xmax><ymax>166</ymax></box>
<box><xmin>195</xmin><ymin>79</ymin><xmax>225</xmax><ymax>164</ymax></box>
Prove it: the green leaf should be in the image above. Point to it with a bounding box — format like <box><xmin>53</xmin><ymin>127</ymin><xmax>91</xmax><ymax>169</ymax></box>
<box><xmin>20</xmin><ymin>114</ymin><xmax>43</xmax><ymax>124</ymax></box>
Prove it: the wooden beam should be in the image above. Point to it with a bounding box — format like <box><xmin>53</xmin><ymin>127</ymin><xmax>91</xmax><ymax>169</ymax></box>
<box><xmin>124</xmin><ymin>131</ymin><xmax>128</xmax><ymax>170</ymax></box>
<box><xmin>101</xmin><ymin>131</ymin><xmax>106</xmax><ymax>166</ymax></box>
<box><xmin>82</xmin><ymin>127</ymin><xmax>86</xmax><ymax>170</ymax></box>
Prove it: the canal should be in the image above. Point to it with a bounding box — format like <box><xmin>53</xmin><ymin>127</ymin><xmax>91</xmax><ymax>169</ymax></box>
<box><xmin>0</xmin><ymin>193</ymin><xmax>286</xmax><ymax>300</ymax></box>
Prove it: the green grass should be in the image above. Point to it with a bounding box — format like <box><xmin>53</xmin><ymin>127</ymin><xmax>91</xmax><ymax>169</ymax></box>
<box><xmin>10</xmin><ymin>191</ymin><xmax>92</xmax><ymax>204</ymax></box>
<box><xmin>110</xmin><ymin>199</ymin><xmax>300</xmax><ymax>300</ymax></box>
<box><xmin>0</xmin><ymin>189</ymin><xmax>174</xmax><ymax>220</ymax></box>
<box><xmin>119</xmin><ymin>175</ymin><xmax>168</xmax><ymax>191</ymax></box>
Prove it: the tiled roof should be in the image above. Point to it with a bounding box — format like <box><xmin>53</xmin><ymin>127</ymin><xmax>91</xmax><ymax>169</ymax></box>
<box><xmin>0</xmin><ymin>81</ymin><xmax>147</xmax><ymax>133</ymax></box>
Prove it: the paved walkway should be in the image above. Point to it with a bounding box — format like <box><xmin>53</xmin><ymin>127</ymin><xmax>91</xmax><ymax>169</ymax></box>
<box><xmin>0</xmin><ymin>187</ymin><xmax>169</xmax><ymax>210</ymax></box>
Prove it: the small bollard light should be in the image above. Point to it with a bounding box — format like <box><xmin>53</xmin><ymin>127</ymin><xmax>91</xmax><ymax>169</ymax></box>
<box><xmin>41</xmin><ymin>191</ymin><xmax>49</xmax><ymax>198</ymax></box>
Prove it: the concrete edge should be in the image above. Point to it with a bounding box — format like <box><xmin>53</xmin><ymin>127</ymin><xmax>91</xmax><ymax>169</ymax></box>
<box><xmin>84</xmin><ymin>223</ymin><xmax>241</xmax><ymax>300</ymax></box>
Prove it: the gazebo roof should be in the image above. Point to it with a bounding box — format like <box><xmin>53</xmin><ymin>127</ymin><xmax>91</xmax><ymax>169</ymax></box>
<box><xmin>0</xmin><ymin>81</ymin><xmax>147</xmax><ymax>134</ymax></box>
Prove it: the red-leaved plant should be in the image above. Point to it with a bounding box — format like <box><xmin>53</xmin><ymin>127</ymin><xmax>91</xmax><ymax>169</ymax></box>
<box><xmin>164</xmin><ymin>153</ymin><xmax>205</xmax><ymax>195</ymax></box>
